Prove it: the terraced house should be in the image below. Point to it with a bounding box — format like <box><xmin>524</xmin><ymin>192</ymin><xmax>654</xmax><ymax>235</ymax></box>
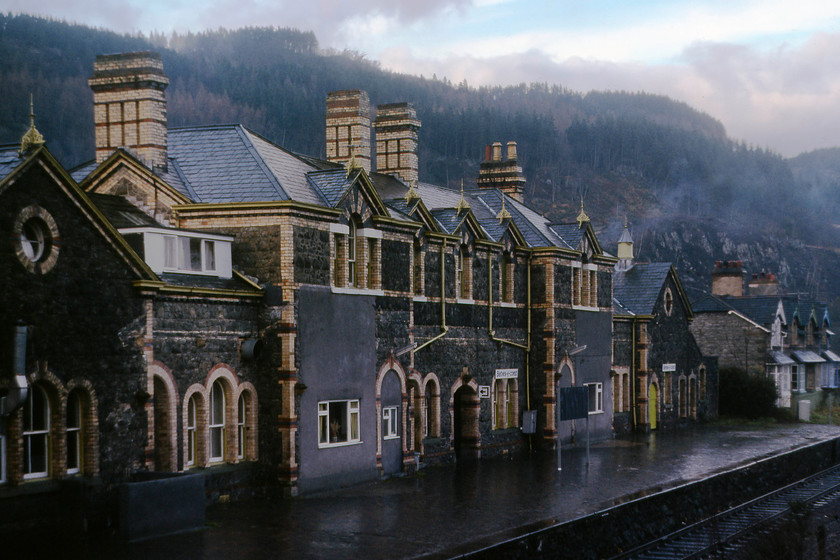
<box><xmin>0</xmin><ymin>51</ymin><xmax>715</xmax><ymax>532</ymax></box>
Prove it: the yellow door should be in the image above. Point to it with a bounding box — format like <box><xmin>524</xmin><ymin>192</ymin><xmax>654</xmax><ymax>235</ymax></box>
<box><xmin>648</xmin><ymin>384</ymin><xmax>658</xmax><ymax>430</ymax></box>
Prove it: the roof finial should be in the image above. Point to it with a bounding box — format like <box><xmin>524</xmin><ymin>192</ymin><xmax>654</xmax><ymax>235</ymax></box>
<box><xmin>20</xmin><ymin>94</ymin><xmax>45</xmax><ymax>156</ymax></box>
<box><xmin>405</xmin><ymin>180</ymin><xmax>420</xmax><ymax>203</ymax></box>
<box><xmin>346</xmin><ymin>152</ymin><xmax>360</xmax><ymax>178</ymax></box>
<box><xmin>455</xmin><ymin>179</ymin><xmax>470</xmax><ymax>214</ymax></box>
<box><xmin>496</xmin><ymin>193</ymin><xmax>512</xmax><ymax>223</ymax></box>
<box><xmin>576</xmin><ymin>197</ymin><xmax>589</xmax><ymax>228</ymax></box>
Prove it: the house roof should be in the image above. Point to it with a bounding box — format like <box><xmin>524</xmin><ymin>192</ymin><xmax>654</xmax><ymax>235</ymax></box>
<box><xmin>0</xmin><ymin>145</ymin><xmax>27</xmax><ymax>181</ymax></box>
<box><xmin>612</xmin><ymin>262</ymin><xmax>673</xmax><ymax>316</ymax></box>
<box><xmin>792</xmin><ymin>350</ymin><xmax>825</xmax><ymax>363</ymax></box>
<box><xmin>88</xmin><ymin>193</ymin><xmax>162</xmax><ymax>228</ymax></box>
<box><xmin>165</xmin><ymin>125</ymin><xmax>324</xmax><ymax>205</ymax></box>
<box><xmin>692</xmin><ymin>292</ymin><xmax>828</xmax><ymax>331</ymax></box>
<box><xmin>770</xmin><ymin>351</ymin><xmax>795</xmax><ymax>365</ymax></box>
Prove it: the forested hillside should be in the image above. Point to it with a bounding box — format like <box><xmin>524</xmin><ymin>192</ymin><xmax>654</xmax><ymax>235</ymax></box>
<box><xmin>3</xmin><ymin>13</ymin><xmax>840</xmax><ymax>302</ymax></box>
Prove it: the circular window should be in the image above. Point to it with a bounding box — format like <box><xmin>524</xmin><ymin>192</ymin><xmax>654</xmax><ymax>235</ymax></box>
<box><xmin>664</xmin><ymin>287</ymin><xmax>674</xmax><ymax>316</ymax></box>
<box><xmin>14</xmin><ymin>206</ymin><xmax>60</xmax><ymax>274</ymax></box>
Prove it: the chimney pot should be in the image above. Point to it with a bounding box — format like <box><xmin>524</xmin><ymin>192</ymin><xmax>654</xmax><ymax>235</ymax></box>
<box><xmin>492</xmin><ymin>142</ymin><xmax>502</xmax><ymax>162</ymax></box>
<box><xmin>506</xmin><ymin>141</ymin><xmax>518</xmax><ymax>161</ymax></box>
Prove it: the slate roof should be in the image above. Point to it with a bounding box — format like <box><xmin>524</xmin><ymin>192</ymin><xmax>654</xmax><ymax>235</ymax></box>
<box><xmin>612</xmin><ymin>262</ymin><xmax>673</xmax><ymax>316</ymax></box>
<box><xmin>0</xmin><ymin>146</ymin><xmax>26</xmax><ymax>181</ymax></box>
<box><xmin>165</xmin><ymin>125</ymin><xmax>322</xmax><ymax>205</ymax></box>
<box><xmin>307</xmin><ymin>168</ymin><xmax>353</xmax><ymax>207</ymax></box>
<box><xmin>158</xmin><ymin>272</ymin><xmax>262</xmax><ymax>293</ymax></box>
<box><xmin>89</xmin><ymin>193</ymin><xmax>162</xmax><ymax>228</ymax></box>
<box><xmin>692</xmin><ymin>293</ymin><xmax>828</xmax><ymax>330</ymax></box>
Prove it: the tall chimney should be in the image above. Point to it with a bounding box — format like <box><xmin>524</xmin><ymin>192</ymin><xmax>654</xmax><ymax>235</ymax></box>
<box><xmin>373</xmin><ymin>102</ymin><xmax>421</xmax><ymax>185</ymax></box>
<box><xmin>711</xmin><ymin>260</ymin><xmax>744</xmax><ymax>297</ymax></box>
<box><xmin>326</xmin><ymin>90</ymin><xmax>371</xmax><ymax>173</ymax></box>
<box><xmin>89</xmin><ymin>52</ymin><xmax>169</xmax><ymax>170</ymax></box>
<box><xmin>477</xmin><ymin>140</ymin><xmax>526</xmax><ymax>202</ymax></box>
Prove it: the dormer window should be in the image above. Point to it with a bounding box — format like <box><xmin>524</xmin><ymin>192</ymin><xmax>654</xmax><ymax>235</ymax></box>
<box><xmin>120</xmin><ymin>227</ymin><xmax>233</xmax><ymax>278</ymax></box>
<box><xmin>164</xmin><ymin>235</ymin><xmax>217</xmax><ymax>273</ymax></box>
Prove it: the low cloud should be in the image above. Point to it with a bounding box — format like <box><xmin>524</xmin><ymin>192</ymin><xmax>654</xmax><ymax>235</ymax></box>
<box><xmin>382</xmin><ymin>31</ymin><xmax>840</xmax><ymax>157</ymax></box>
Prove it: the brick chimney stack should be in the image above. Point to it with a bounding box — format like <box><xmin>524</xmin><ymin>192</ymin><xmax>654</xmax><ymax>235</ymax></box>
<box><xmin>477</xmin><ymin>140</ymin><xmax>526</xmax><ymax>202</ymax></box>
<box><xmin>373</xmin><ymin>102</ymin><xmax>421</xmax><ymax>185</ymax></box>
<box><xmin>711</xmin><ymin>260</ymin><xmax>744</xmax><ymax>297</ymax></box>
<box><xmin>748</xmin><ymin>271</ymin><xmax>779</xmax><ymax>296</ymax></box>
<box><xmin>89</xmin><ymin>52</ymin><xmax>169</xmax><ymax>170</ymax></box>
<box><xmin>326</xmin><ymin>90</ymin><xmax>371</xmax><ymax>173</ymax></box>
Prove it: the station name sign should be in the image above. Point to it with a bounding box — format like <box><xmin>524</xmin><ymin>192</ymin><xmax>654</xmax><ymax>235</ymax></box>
<box><xmin>495</xmin><ymin>368</ymin><xmax>518</xmax><ymax>379</ymax></box>
<box><xmin>662</xmin><ymin>363</ymin><xmax>676</xmax><ymax>372</ymax></box>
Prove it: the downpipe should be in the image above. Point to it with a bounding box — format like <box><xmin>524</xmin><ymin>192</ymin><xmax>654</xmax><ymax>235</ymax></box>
<box><xmin>1</xmin><ymin>324</ymin><xmax>30</xmax><ymax>422</ymax></box>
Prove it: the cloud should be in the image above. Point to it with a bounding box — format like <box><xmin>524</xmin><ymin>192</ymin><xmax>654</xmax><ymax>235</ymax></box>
<box><xmin>381</xmin><ymin>30</ymin><xmax>840</xmax><ymax>157</ymax></box>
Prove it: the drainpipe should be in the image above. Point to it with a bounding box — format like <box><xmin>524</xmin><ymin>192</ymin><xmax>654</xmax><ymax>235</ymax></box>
<box><xmin>1</xmin><ymin>324</ymin><xmax>30</xmax><ymax>417</ymax></box>
<box><xmin>414</xmin><ymin>241</ymin><xmax>449</xmax><ymax>353</ymax></box>
<box><xmin>631</xmin><ymin>317</ymin><xmax>637</xmax><ymax>429</ymax></box>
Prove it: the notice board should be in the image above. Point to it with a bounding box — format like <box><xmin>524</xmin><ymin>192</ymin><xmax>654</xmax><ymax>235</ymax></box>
<box><xmin>559</xmin><ymin>386</ymin><xmax>589</xmax><ymax>421</ymax></box>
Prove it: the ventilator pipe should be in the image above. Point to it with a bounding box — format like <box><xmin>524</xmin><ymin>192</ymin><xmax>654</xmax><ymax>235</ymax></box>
<box><xmin>1</xmin><ymin>325</ymin><xmax>30</xmax><ymax>416</ymax></box>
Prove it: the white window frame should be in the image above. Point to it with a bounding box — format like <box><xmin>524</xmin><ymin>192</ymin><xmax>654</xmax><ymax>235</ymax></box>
<box><xmin>186</xmin><ymin>396</ymin><xmax>197</xmax><ymax>467</ymax></box>
<box><xmin>209</xmin><ymin>381</ymin><xmax>225</xmax><ymax>463</ymax></box>
<box><xmin>585</xmin><ymin>382</ymin><xmax>604</xmax><ymax>414</ymax></box>
<box><xmin>382</xmin><ymin>406</ymin><xmax>399</xmax><ymax>440</ymax></box>
<box><xmin>318</xmin><ymin>399</ymin><xmax>361</xmax><ymax>448</ymax></box>
<box><xmin>163</xmin><ymin>234</ymin><xmax>217</xmax><ymax>274</ymax></box>
<box><xmin>23</xmin><ymin>385</ymin><xmax>50</xmax><ymax>479</ymax></box>
<box><xmin>66</xmin><ymin>392</ymin><xmax>82</xmax><ymax>475</ymax></box>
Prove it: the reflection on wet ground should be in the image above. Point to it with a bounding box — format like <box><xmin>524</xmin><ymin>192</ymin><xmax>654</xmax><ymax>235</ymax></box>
<box><xmin>39</xmin><ymin>423</ymin><xmax>840</xmax><ymax>559</ymax></box>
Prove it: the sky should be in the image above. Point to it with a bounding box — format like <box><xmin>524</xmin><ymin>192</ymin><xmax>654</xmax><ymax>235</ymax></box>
<box><xmin>5</xmin><ymin>0</ymin><xmax>840</xmax><ymax>157</ymax></box>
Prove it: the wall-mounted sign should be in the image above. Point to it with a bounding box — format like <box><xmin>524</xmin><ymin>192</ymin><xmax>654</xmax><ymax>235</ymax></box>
<box><xmin>495</xmin><ymin>368</ymin><xmax>518</xmax><ymax>379</ymax></box>
<box><xmin>662</xmin><ymin>363</ymin><xmax>676</xmax><ymax>372</ymax></box>
<box><xmin>478</xmin><ymin>385</ymin><xmax>491</xmax><ymax>399</ymax></box>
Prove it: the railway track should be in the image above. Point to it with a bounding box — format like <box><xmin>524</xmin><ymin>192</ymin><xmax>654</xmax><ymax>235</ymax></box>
<box><xmin>611</xmin><ymin>464</ymin><xmax>840</xmax><ymax>560</ymax></box>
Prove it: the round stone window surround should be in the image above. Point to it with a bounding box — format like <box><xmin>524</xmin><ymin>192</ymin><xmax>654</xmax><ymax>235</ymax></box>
<box><xmin>14</xmin><ymin>205</ymin><xmax>60</xmax><ymax>274</ymax></box>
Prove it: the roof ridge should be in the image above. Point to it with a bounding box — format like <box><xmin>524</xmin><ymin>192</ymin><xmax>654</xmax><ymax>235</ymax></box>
<box><xmin>236</xmin><ymin>126</ymin><xmax>289</xmax><ymax>200</ymax></box>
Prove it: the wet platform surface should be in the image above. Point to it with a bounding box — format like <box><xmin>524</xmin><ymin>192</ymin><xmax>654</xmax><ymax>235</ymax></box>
<box><xmin>62</xmin><ymin>423</ymin><xmax>840</xmax><ymax>559</ymax></box>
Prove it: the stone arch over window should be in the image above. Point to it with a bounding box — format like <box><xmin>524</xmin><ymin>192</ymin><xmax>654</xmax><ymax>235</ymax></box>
<box><xmin>547</xmin><ymin>356</ymin><xmax>575</xmax><ymax>441</ymax></box>
<box><xmin>148</xmin><ymin>362</ymin><xmax>178</xmax><ymax>472</ymax></box>
<box><xmin>234</xmin><ymin>382</ymin><xmax>259</xmax><ymax>462</ymax></box>
<box><xmin>182</xmin><ymin>385</ymin><xmax>207</xmax><ymax>468</ymax></box>
<box><xmin>64</xmin><ymin>378</ymin><xmax>100</xmax><ymax>477</ymax></box>
<box><xmin>204</xmin><ymin>366</ymin><xmax>239</xmax><ymax>464</ymax></box>
<box><xmin>423</xmin><ymin>373</ymin><xmax>442</xmax><ymax>439</ymax></box>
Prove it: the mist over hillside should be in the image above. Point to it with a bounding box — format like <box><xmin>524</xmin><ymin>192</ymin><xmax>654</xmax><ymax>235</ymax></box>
<box><xmin>3</xmin><ymin>13</ymin><xmax>840</xmax><ymax>305</ymax></box>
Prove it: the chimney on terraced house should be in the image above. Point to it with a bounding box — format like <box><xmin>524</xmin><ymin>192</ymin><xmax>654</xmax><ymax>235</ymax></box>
<box><xmin>326</xmin><ymin>90</ymin><xmax>371</xmax><ymax>173</ymax></box>
<box><xmin>89</xmin><ymin>52</ymin><xmax>169</xmax><ymax>171</ymax></box>
<box><xmin>477</xmin><ymin>141</ymin><xmax>526</xmax><ymax>202</ymax></box>
<box><xmin>748</xmin><ymin>271</ymin><xmax>779</xmax><ymax>296</ymax></box>
<box><xmin>711</xmin><ymin>260</ymin><xmax>744</xmax><ymax>297</ymax></box>
<box><xmin>373</xmin><ymin>102</ymin><xmax>421</xmax><ymax>185</ymax></box>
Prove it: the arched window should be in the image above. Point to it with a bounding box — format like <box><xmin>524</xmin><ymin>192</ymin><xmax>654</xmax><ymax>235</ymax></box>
<box><xmin>237</xmin><ymin>394</ymin><xmax>246</xmax><ymax>460</ymax></box>
<box><xmin>456</xmin><ymin>245</ymin><xmax>470</xmax><ymax>299</ymax></box>
<box><xmin>186</xmin><ymin>395</ymin><xmax>198</xmax><ymax>467</ymax></box>
<box><xmin>23</xmin><ymin>384</ymin><xmax>50</xmax><ymax>479</ymax></box>
<box><xmin>413</xmin><ymin>240</ymin><xmax>424</xmax><ymax>296</ymax></box>
<box><xmin>209</xmin><ymin>381</ymin><xmax>225</xmax><ymax>462</ymax></box>
<box><xmin>66</xmin><ymin>391</ymin><xmax>82</xmax><ymax>475</ymax></box>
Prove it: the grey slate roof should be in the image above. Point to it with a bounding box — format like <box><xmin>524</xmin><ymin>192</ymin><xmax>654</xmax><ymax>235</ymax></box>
<box><xmin>166</xmin><ymin>125</ymin><xmax>322</xmax><ymax>205</ymax></box>
<box><xmin>89</xmin><ymin>193</ymin><xmax>163</xmax><ymax>228</ymax></box>
<box><xmin>0</xmin><ymin>146</ymin><xmax>26</xmax><ymax>181</ymax></box>
<box><xmin>613</xmin><ymin>262</ymin><xmax>673</xmax><ymax>316</ymax></box>
<box><xmin>158</xmin><ymin>272</ymin><xmax>262</xmax><ymax>293</ymax></box>
<box><xmin>307</xmin><ymin>168</ymin><xmax>353</xmax><ymax>207</ymax></box>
